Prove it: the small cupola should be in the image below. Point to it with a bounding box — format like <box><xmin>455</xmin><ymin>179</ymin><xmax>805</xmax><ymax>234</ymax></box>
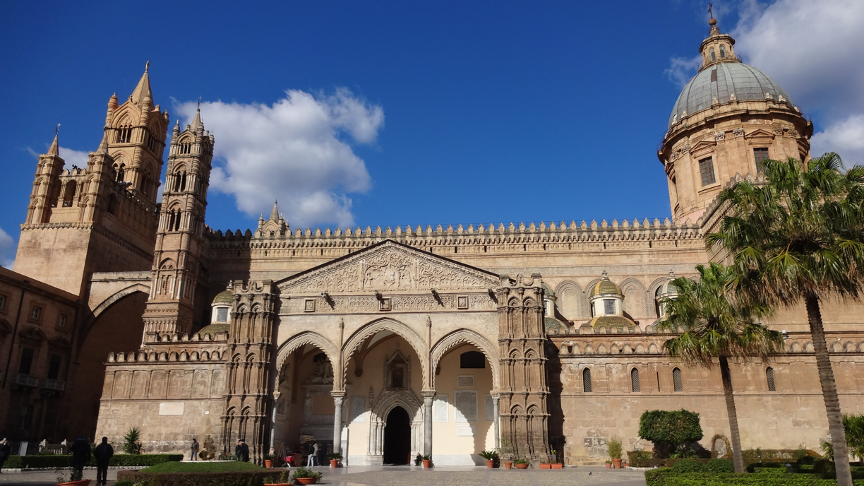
<box><xmin>210</xmin><ymin>283</ymin><xmax>234</xmax><ymax>324</ymax></box>
<box><xmin>588</xmin><ymin>272</ymin><xmax>624</xmax><ymax>317</ymax></box>
<box><xmin>699</xmin><ymin>17</ymin><xmax>738</xmax><ymax>71</ymax></box>
<box><xmin>655</xmin><ymin>271</ymin><xmax>680</xmax><ymax>319</ymax></box>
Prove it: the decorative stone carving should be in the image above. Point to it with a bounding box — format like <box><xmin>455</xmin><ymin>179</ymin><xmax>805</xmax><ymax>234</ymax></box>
<box><xmin>732</xmin><ymin>128</ymin><xmax>745</xmax><ymax>137</ymax></box>
<box><xmin>713</xmin><ymin>131</ymin><xmax>725</xmax><ymax>141</ymax></box>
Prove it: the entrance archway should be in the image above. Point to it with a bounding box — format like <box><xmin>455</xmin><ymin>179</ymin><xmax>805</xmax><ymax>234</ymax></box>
<box><xmin>383</xmin><ymin>407</ymin><xmax>411</xmax><ymax>465</ymax></box>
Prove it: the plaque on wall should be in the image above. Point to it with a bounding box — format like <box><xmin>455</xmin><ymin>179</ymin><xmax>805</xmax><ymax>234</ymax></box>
<box><xmin>350</xmin><ymin>395</ymin><xmax>365</xmax><ymax>423</ymax></box>
<box><xmin>159</xmin><ymin>401</ymin><xmax>184</xmax><ymax>416</ymax></box>
<box><xmin>457</xmin><ymin>375</ymin><xmax>474</xmax><ymax>387</ymax></box>
<box><xmin>454</xmin><ymin>390</ymin><xmax>477</xmax><ymax>422</ymax></box>
<box><xmin>456</xmin><ymin>424</ymin><xmax>475</xmax><ymax>437</ymax></box>
<box><xmin>433</xmin><ymin>394</ymin><xmax>448</xmax><ymax>422</ymax></box>
<box><xmin>484</xmin><ymin>394</ymin><xmax>494</xmax><ymax>422</ymax></box>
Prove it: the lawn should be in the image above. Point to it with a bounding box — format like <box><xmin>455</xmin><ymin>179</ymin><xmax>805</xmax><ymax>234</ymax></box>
<box><xmin>139</xmin><ymin>461</ymin><xmax>265</xmax><ymax>473</ymax></box>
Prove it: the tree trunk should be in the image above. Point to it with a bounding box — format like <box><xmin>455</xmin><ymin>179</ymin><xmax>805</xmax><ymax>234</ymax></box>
<box><xmin>806</xmin><ymin>294</ymin><xmax>852</xmax><ymax>486</ymax></box>
<box><xmin>719</xmin><ymin>356</ymin><xmax>744</xmax><ymax>473</ymax></box>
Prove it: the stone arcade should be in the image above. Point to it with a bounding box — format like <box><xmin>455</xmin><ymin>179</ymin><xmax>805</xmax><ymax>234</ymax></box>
<box><xmin>3</xmin><ymin>19</ymin><xmax>863</xmax><ymax>465</ymax></box>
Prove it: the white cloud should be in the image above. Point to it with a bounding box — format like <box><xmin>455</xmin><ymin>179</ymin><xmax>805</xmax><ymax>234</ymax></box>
<box><xmin>811</xmin><ymin>114</ymin><xmax>864</xmax><ymax>166</ymax></box>
<box><xmin>665</xmin><ymin>55</ymin><xmax>702</xmax><ymax>88</ymax></box>
<box><xmin>175</xmin><ymin>88</ymin><xmax>383</xmax><ymax>228</ymax></box>
<box><xmin>0</xmin><ymin>226</ymin><xmax>15</xmax><ymax>269</ymax></box>
<box><xmin>59</xmin><ymin>147</ymin><xmax>89</xmax><ymax>168</ymax></box>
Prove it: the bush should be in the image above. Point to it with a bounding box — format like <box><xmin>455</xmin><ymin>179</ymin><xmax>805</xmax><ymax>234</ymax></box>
<box><xmin>12</xmin><ymin>454</ymin><xmax>182</xmax><ymax>469</ymax></box>
<box><xmin>199</xmin><ymin>436</ymin><xmax>217</xmax><ymax>461</ymax></box>
<box><xmin>118</xmin><ymin>470</ymin><xmax>281</xmax><ymax>486</ymax></box>
<box><xmin>639</xmin><ymin>409</ymin><xmax>704</xmax><ymax>458</ymax></box>
<box><xmin>705</xmin><ymin>458</ymin><xmax>734</xmax><ymax>473</ymax></box>
<box><xmin>3</xmin><ymin>455</ymin><xmax>22</xmax><ymax>469</ymax></box>
<box><xmin>123</xmin><ymin>427</ymin><xmax>143</xmax><ymax>455</ymax></box>
<box><xmin>644</xmin><ymin>468</ymin><xmax>851</xmax><ymax>486</ymax></box>
<box><xmin>670</xmin><ymin>459</ymin><xmax>706</xmax><ymax>473</ymax></box>
<box><xmin>292</xmin><ymin>466</ymin><xmax>323</xmax><ymax>480</ymax></box>
<box><xmin>140</xmin><ymin>461</ymin><xmax>263</xmax><ymax>473</ymax></box>
<box><xmin>608</xmin><ymin>437</ymin><xmax>623</xmax><ymax>460</ymax></box>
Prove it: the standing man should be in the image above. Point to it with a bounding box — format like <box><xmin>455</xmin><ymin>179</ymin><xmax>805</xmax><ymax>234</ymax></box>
<box><xmin>234</xmin><ymin>439</ymin><xmax>242</xmax><ymax>460</ymax></box>
<box><xmin>0</xmin><ymin>438</ymin><xmax>11</xmax><ymax>474</ymax></box>
<box><xmin>239</xmin><ymin>439</ymin><xmax>250</xmax><ymax>462</ymax></box>
<box><xmin>190</xmin><ymin>438</ymin><xmax>199</xmax><ymax>461</ymax></box>
<box><xmin>93</xmin><ymin>437</ymin><xmax>114</xmax><ymax>486</ymax></box>
<box><xmin>70</xmin><ymin>437</ymin><xmax>91</xmax><ymax>480</ymax></box>
<box><xmin>307</xmin><ymin>441</ymin><xmax>318</xmax><ymax>466</ymax></box>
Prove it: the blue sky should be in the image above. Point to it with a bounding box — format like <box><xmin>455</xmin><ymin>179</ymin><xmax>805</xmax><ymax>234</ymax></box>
<box><xmin>2</xmin><ymin>1</ymin><xmax>862</xmax><ymax>268</ymax></box>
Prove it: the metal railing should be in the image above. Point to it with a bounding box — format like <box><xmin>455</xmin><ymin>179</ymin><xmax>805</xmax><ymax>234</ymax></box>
<box><xmin>43</xmin><ymin>378</ymin><xmax>66</xmax><ymax>391</ymax></box>
<box><xmin>13</xmin><ymin>373</ymin><xmax>39</xmax><ymax>387</ymax></box>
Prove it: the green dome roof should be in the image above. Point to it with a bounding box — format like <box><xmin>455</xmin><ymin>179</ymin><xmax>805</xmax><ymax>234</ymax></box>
<box><xmin>212</xmin><ymin>290</ymin><xmax>233</xmax><ymax>305</ymax></box>
<box><xmin>655</xmin><ymin>279</ymin><xmax>680</xmax><ymax>297</ymax></box>
<box><xmin>197</xmin><ymin>322</ymin><xmax>229</xmax><ymax>339</ymax></box>
<box><xmin>588</xmin><ymin>315</ymin><xmax>637</xmax><ymax>329</ymax></box>
<box><xmin>541</xmin><ymin>283</ymin><xmax>555</xmax><ymax>298</ymax></box>
<box><xmin>544</xmin><ymin>317</ymin><xmax>566</xmax><ymax>332</ymax></box>
<box><xmin>588</xmin><ymin>278</ymin><xmax>621</xmax><ymax>297</ymax></box>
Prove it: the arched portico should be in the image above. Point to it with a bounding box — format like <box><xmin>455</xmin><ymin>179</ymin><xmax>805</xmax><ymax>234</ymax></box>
<box><xmin>430</xmin><ymin>329</ymin><xmax>500</xmax><ymax>391</ymax></box>
<box><xmin>341</xmin><ymin>318</ymin><xmax>429</xmax><ymax>392</ymax></box>
<box><xmin>367</xmin><ymin>389</ymin><xmax>424</xmax><ymax>464</ymax></box>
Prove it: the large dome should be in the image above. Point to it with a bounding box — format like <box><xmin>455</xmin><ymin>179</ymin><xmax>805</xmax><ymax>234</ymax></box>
<box><xmin>668</xmin><ymin>62</ymin><xmax>791</xmax><ymax>129</ymax></box>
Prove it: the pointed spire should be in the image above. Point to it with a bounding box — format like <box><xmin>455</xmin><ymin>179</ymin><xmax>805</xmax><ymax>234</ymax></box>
<box><xmin>190</xmin><ymin>105</ymin><xmax>203</xmax><ymax>133</ymax></box>
<box><xmin>269</xmin><ymin>201</ymin><xmax>280</xmax><ymax>221</ymax></box>
<box><xmin>130</xmin><ymin>61</ymin><xmax>153</xmax><ymax>108</ymax></box>
<box><xmin>47</xmin><ymin>124</ymin><xmax>60</xmax><ymax>156</ymax></box>
<box><xmin>97</xmin><ymin>126</ymin><xmax>110</xmax><ymax>154</ymax></box>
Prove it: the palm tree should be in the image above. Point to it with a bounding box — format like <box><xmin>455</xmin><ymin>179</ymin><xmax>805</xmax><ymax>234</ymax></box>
<box><xmin>656</xmin><ymin>263</ymin><xmax>784</xmax><ymax>473</ymax></box>
<box><xmin>706</xmin><ymin>153</ymin><xmax>864</xmax><ymax>485</ymax></box>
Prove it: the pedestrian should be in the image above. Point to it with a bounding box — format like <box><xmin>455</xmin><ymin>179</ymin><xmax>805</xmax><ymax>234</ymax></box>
<box><xmin>239</xmin><ymin>439</ymin><xmax>250</xmax><ymax>462</ymax></box>
<box><xmin>307</xmin><ymin>441</ymin><xmax>318</xmax><ymax>466</ymax></box>
<box><xmin>70</xmin><ymin>437</ymin><xmax>91</xmax><ymax>480</ymax></box>
<box><xmin>190</xmin><ymin>438</ymin><xmax>199</xmax><ymax>461</ymax></box>
<box><xmin>93</xmin><ymin>437</ymin><xmax>113</xmax><ymax>486</ymax></box>
<box><xmin>0</xmin><ymin>438</ymin><xmax>11</xmax><ymax>474</ymax></box>
<box><xmin>234</xmin><ymin>439</ymin><xmax>242</xmax><ymax>460</ymax></box>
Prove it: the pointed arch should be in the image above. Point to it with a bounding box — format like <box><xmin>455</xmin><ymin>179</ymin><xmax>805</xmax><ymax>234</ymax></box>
<box><xmin>342</xmin><ymin>318</ymin><xmax>428</xmax><ymax>393</ymax></box>
<box><xmin>619</xmin><ymin>277</ymin><xmax>648</xmax><ymax>318</ymax></box>
<box><xmin>554</xmin><ymin>280</ymin><xmax>585</xmax><ymax>319</ymax></box>
<box><xmin>430</xmin><ymin>329</ymin><xmax>500</xmax><ymax>391</ymax></box>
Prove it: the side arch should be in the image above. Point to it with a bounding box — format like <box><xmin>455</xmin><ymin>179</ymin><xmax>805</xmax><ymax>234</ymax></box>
<box><xmin>619</xmin><ymin>277</ymin><xmax>648</xmax><ymax>317</ymax></box>
<box><xmin>554</xmin><ymin>280</ymin><xmax>584</xmax><ymax>320</ymax></box>
<box><xmin>275</xmin><ymin>331</ymin><xmax>340</xmax><ymax>387</ymax></box>
<box><xmin>430</xmin><ymin>329</ymin><xmax>501</xmax><ymax>391</ymax></box>
<box><xmin>342</xmin><ymin>318</ymin><xmax>429</xmax><ymax>394</ymax></box>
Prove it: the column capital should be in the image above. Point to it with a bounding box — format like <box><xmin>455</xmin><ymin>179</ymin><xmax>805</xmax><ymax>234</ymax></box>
<box><xmin>421</xmin><ymin>390</ymin><xmax>436</xmax><ymax>399</ymax></box>
<box><xmin>330</xmin><ymin>391</ymin><xmax>347</xmax><ymax>399</ymax></box>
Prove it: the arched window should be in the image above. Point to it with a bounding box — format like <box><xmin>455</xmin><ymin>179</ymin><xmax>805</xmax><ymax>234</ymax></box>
<box><xmin>720</xmin><ymin>45</ymin><xmax>727</xmax><ymax>58</ymax></box>
<box><xmin>630</xmin><ymin>368</ymin><xmax>641</xmax><ymax>392</ymax></box>
<box><xmin>62</xmin><ymin>182</ymin><xmax>76</xmax><ymax>207</ymax></box>
<box><xmin>582</xmin><ymin>368</ymin><xmax>592</xmax><ymax>392</ymax></box>
<box><xmin>460</xmin><ymin>351</ymin><xmax>486</xmax><ymax>369</ymax></box>
<box><xmin>673</xmin><ymin>367</ymin><xmax>683</xmax><ymax>392</ymax></box>
<box><xmin>709</xmin><ymin>48</ymin><xmax>716</xmax><ymax>61</ymax></box>
<box><xmin>766</xmin><ymin>367</ymin><xmax>776</xmax><ymax>391</ymax></box>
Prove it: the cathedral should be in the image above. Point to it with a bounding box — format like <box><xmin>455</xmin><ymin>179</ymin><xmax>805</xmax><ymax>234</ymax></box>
<box><xmin>2</xmin><ymin>19</ymin><xmax>863</xmax><ymax>465</ymax></box>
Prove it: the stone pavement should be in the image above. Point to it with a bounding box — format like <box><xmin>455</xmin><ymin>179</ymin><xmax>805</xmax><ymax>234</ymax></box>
<box><xmin>0</xmin><ymin>465</ymin><xmax>647</xmax><ymax>486</ymax></box>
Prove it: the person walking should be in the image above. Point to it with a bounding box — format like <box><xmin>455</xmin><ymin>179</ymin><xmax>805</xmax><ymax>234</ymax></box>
<box><xmin>70</xmin><ymin>437</ymin><xmax>91</xmax><ymax>480</ymax></box>
<box><xmin>307</xmin><ymin>441</ymin><xmax>318</xmax><ymax>466</ymax></box>
<box><xmin>93</xmin><ymin>437</ymin><xmax>114</xmax><ymax>486</ymax></box>
<box><xmin>239</xmin><ymin>439</ymin><xmax>250</xmax><ymax>462</ymax></box>
<box><xmin>190</xmin><ymin>438</ymin><xmax>199</xmax><ymax>461</ymax></box>
<box><xmin>0</xmin><ymin>438</ymin><xmax>11</xmax><ymax>474</ymax></box>
<box><xmin>234</xmin><ymin>439</ymin><xmax>242</xmax><ymax>460</ymax></box>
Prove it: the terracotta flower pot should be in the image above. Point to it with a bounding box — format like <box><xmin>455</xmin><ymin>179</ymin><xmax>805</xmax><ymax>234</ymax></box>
<box><xmin>539</xmin><ymin>463</ymin><xmax>551</xmax><ymax>469</ymax></box>
<box><xmin>58</xmin><ymin>481</ymin><xmax>91</xmax><ymax>486</ymax></box>
<box><xmin>516</xmin><ymin>463</ymin><xmax>529</xmax><ymax>469</ymax></box>
<box><xmin>485</xmin><ymin>459</ymin><xmax>494</xmax><ymax>468</ymax></box>
<box><xmin>422</xmin><ymin>459</ymin><xmax>431</xmax><ymax>468</ymax></box>
<box><xmin>296</xmin><ymin>478</ymin><xmax>318</xmax><ymax>485</ymax></box>
<box><xmin>612</xmin><ymin>459</ymin><xmax>622</xmax><ymax>469</ymax></box>
<box><xmin>551</xmin><ymin>463</ymin><xmax>563</xmax><ymax>469</ymax></box>
<box><xmin>504</xmin><ymin>462</ymin><xmax>512</xmax><ymax>469</ymax></box>
<box><xmin>606</xmin><ymin>462</ymin><xmax>612</xmax><ymax>469</ymax></box>
<box><xmin>330</xmin><ymin>459</ymin><xmax>339</xmax><ymax>468</ymax></box>
<box><xmin>265</xmin><ymin>460</ymin><xmax>273</xmax><ymax>468</ymax></box>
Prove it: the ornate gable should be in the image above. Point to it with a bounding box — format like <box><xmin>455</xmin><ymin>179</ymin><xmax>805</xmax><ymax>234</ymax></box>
<box><xmin>276</xmin><ymin>240</ymin><xmax>499</xmax><ymax>295</ymax></box>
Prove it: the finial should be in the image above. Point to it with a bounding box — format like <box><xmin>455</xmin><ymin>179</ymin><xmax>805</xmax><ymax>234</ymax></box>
<box><xmin>708</xmin><ymin>3</ymin><xmax>714</xmax><ymax>20</ymax></box>
<box><xmin>669</xmin><ymin>269</ymin><xmax>676</xmax><ymax>279</ymax></box>
<box><xmin>197</xmin><ymin>96</ymin><xmax>201</xmax><ymax>110</ymax></box>
<box><xmin>145</xmin><ymin>60</ymin><xmax>150</xmax><ymax>73</ymax></box>
<box><xmin>55</xmin><ymin>123</ymin><xmax>60</xmax><ymax>136</ymax></box>
<box><xmin>601</xmin><ymin>270</ymin><xmax>608</xmax><ymax>280</ymax></box>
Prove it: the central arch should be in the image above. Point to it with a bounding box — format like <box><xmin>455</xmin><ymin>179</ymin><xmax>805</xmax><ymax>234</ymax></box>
<box><xmin>383</xmin><ymin>407</ymin><xmax>411</xmax><ymax>465</ymax></box>
<box><xmin>430</xmin><ymin>329</ymin><xmax>501</xmax><ymax>391</ymax></box>
<box><xmin>342</xmin><ymin>318</ymin><xmax>429</xmax><ymax>392</ymax></box>
<box><xmin>367</xmin><ymin>389</ymin><xmax>423</xmax><ymax>464</ymax></box>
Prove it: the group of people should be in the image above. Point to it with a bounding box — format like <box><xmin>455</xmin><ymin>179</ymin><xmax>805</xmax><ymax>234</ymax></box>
<box><xmin>70</xmin><ymin>437</ymin><xmax>114</xmax><ymax>486</ymax></box>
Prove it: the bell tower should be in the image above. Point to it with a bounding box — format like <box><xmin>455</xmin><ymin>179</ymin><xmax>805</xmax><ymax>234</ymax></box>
<box><xmin>14</xmin><ymin>64</ymin><xmax>169</xmax><ymax>296</ymax></box>
<box><xmin>143</xmin><ymin>106</ymin><xmax>214</xmax><ymax>339</ymax></box>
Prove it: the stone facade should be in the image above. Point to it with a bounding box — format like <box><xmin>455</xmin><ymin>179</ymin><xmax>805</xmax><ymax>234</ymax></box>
<box><xmin>3</xmin><ymin>20</ymin><xmax>863</xmax><ymax>466</ymax></box>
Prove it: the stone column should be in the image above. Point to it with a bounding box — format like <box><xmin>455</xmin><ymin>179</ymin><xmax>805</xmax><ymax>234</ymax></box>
<box><xmin>332</xmin><ymin>392</ymin><xmax>346</xmax><ymax>456</ymax></box>
<box><xmin>492</xmin><ymin>394</ymin><xmax>500</xmax><ymax>448</ymax></box>
<box><xmin>270</xmin><ymin>391</ymin><xmax>281</xmax><ymax>454</ymax></box>
<box><xmin>421</xmin><ymin>391</ymin><xmax>435</xmax><ymax>456</ymax></box>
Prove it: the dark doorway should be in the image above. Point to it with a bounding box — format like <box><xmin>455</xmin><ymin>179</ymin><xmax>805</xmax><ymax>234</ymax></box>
<box><xmin>383</xmin><ymin>406</ymin><xmax>411</xmax><ymax>465</ymax></box>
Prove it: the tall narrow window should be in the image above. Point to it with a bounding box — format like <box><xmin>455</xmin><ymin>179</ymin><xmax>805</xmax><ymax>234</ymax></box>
<box><xmin>19</xmin><ymin>348</ymin><xmax>35</xmax><ymax>375</ymax></box>
<box><xmin>630</xmin><ymin>368</ymin><xmax>641</xmax><ymax>392</ymax></box>
<box><xmin>48</xmin><ymin>354</ymin><xmax>62</xmax><ymax>380</ymax></box>
<box><xmin>583</xmin><ymin>368</ymin><xmax>592</xmax><ymax>392</ymax></box>
<box><xmin>603</xmin><ymin>299</ymin><xmax>615</xmax><ymax>315</ymax></box>
<box><xmin>0</xmin><ymin>294</ymin><xmax>6</xmax><ymax>310</ymax></box>
<box><xmin>754</xmin><ymin>148</ymin><xmax>769</xmax><ymax>174</ymax></box>
<box><xmin>709</xmin><ymin>48</ymin><xmax>716</xmax><ymax>61</ymax></box>
<box><xmin>673</xmin><ymin>367</ymin><xmax>683</xmax><ymax>392</ymax></box>
<box><xmin>699</xmin><ymin>157</ymin><xmax>716</xmax><ymax>186</ymax></box>
<box><xmin>720</xmin><ymin>45</ymin><xmax>727</xmax><ymax>58</ymax></box>
<box><xmin>766</xmin><ymin>367</ymin><xmax>776</xmax><ymax>391</ymax></box>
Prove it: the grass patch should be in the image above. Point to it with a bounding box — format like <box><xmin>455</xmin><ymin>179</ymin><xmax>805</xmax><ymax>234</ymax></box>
<box><xmin>140</xmin><ymin>461</ymin><xmax>264</xmax><ymax>473</ymax></box>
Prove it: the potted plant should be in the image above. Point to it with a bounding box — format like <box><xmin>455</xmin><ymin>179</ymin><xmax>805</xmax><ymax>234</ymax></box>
<box><xmin>605</xmin><ymin>459</ymin><xmax>612</xmax><ymax>469</ymax></box>
<box><xmin>414</xmin><ymin>453</ymin><xmax>422</xmax><ymax>466</ymax></box>
<box><xmin>499</xmin><ymin>439</ymin><xmax>514</xmax><ymax>469</ymax></box>
<box><xmin>422</xmin><ymin>454</ymin><xmax>432</xmax><ymax>468</ymax></box>
<box><xmin>608</xmin><ymin>437</ymin><xmax>623</xmax><ymax>469</ymax></box>
<box><xmin>479</xmin><ymin>450</ymin><xmax>498</xmax><ymax>468</ymax></box>
<box><xmin>292</xmin><ymin>466</ymin><xmax>322</xmax><ymax>485</ymax></box>
<box><xmin>57</xmin><ymin>469</ymin><xmax>91</xmax><ymax>486</ymax></box>
<box><xmin>329</xmin><ymin>452</ymin><xmax>342</xmax><ymax>468</ymax></box>
<box><xmin>263</xmin><ymin>471</ymin><xmax>293</xmax><ymax>486</ymax></box>
<box><xmin>264</xmin><ymin>452</ymin><xmax>275</xmax><ymax>468</ymax></box>
<box><xmin>514</xmin><ymin>458</ymin><xmax>530</xmax><ymax>469</ymax></box>
<box><xmin>550</xmin><ymin>449</ymin><xmax>563</xmax><ymax>469</ymax></box>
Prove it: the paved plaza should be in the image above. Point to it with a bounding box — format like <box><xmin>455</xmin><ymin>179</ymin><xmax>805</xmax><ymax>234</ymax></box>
<box><xmin>0</xmin><ymin>465</ymin><xmax>647</xmax><ymax>486</ymax></box>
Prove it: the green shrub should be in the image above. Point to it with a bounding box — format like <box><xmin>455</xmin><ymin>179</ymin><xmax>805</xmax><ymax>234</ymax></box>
<box><xmin>117</xmin><ymin>470</ymin><xmax>281</xmax><ymax>486</ymax></box>
<box><xmin>628</xmin><ymin>450</ymin><xmax>651</xmax><ymax>462</ymax></box>
<box><xmin>639</xmin><ymin>409</ymin><xmax>703</xmax><ymax>458</ymax></box>
<box><xmin>123</xmin><ymin>427</ymin><xmax>143</xmax><ymax>455</ymax></box>
<box><xmin>644</xmin><ymin>468</ymin><xmax>849</xmax><ymax>486</ymax></box>
<box><xmin>140</xmin><ymin>461</ymin><xmax>263</xmax><ymax>473</ymax></box>
<box><xmin>3</xmin><ymin>455</ymin><xmax>22</xmax><ymax>469</ymax></box>
<box><xmin>705</xmin><ymin>458</ymin><xmax>734</xmax><ymax>473</ymax></box>
<box><xmin>292</xmin><ymin>466</ymin><xmax>323</xmax><ymax>480</ymax></box>
<box><xmin>13</xmin><ymin>453</ymin><xmax>182</xmax><ymax>469</ymax></box>
<box><xmin>608</xmin><ymin>437</ymin><xmax>623</xmax><ymax>460</ymax></box>
<box><xmin>670</xmin><ymin>458</ymin><xmax>706</xmax><ymax>473</ymax></box>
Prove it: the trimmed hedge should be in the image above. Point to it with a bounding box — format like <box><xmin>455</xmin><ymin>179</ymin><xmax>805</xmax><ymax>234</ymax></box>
<box><xmin>705</xmin><ymin>459</ymin><xmax>734</xmax><ymax>473</ymax></box>
<box><xmin>630</xmin><ymin>456</ymin><xmax>710</xmax><ymax>468</ymax></box>
<box><xmin>140</xmin><ymin>461</ymin><xmax>263</xmax><ymax>473</ymax></box>
<box><xmin>117</xmin><ymin>470</ymin><xmax>291</xmax><ymax>486</ymax></box>
<box><xmin>6</xmin><ymin>454</ymin><xmax>182</xmax><ymax>469</ymax></box>
<box><xmin>645</xmin><ymin>467</ymin><xmax>864</xmax><ymax>486</ymax></box>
